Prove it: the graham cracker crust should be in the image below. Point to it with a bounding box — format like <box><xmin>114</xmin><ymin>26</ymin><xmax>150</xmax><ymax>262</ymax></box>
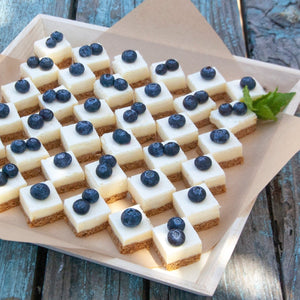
<box><xmin>193</xmin><ymin>217</ymin><xmax>220</xmax><ymax>231</ymax></box>
<box><xmin>0</xmin><ymin>157</ymin><xmax>8</xmax><ymax>166</ymax></box>
<box><xmin>74</xmin><ymin>91</ymin><xmax>95</xmax><ymax>101</ymax></box>
<box><xmin>44</xmin><ymin>139</ymin><xmax>61</xmax><ymax>151</ymax></box>
<box><xmin>18</xmin><ymin>104</ymin><xmax>40</xmax><ymax>117</ymax></box>
<box><xmin>137</xmin><ymin>133</ymin><xmax>156</xmax><ymax>144</ymax></box>
<box><xmin>105</xmin><ymin>191</ymin><xmax>128</xmax><ymax>204</ymax></box>
<box><xmin>77</xmin><ymin>151</ymin><xmax>102</xmax><ymax>163</ymax></box>
<box><xmin>24</xmin><ymin>209</ymin><xmax>65</xmax><ymax>228</ymax></box>
<box><xmin>167</xmin><ymin>172</ymin><xmax>182</xmax><ymax>182</ymax></box>
<box><xmin>152</xmin><ymin>110</ymin><xmax>176</xmax><ymax>120</ymax></box>
<box><xmin>211</xmin><ymin>92</ymin><xmax>231</xmax><ymax>102</ymax></box>
<box><xmin>171</xmin><ymin>87</ymin><xmax>191</xmax><ymax>98</ymax></box>
<box><xmin>38</xmin><ymin>80</ymin><xmax>59</xmax><ymax>94</ymax></box>
<box><xmin>111</xmin><ymin>100</ymin><xmax>134</xmax><ymax>112</ymax></box>
<box><xmin>219</xmin><ymin>156</ymin><xmax>244</xmax><ymax>168</ymax></box>
<box><xmin>22</xmin><ymin>166</ymin><xmax>42</xmax><ymax>179</ymax></box>
<box><xmin>152</xmin><ymin>241</ymin><xmax>201</xmax><ymax>271</ymax></box>
<box><xmin>96</xmin><ymin>124</ymin><xmax>116</xmax><ymax>136</ymax></box>
<box><xmin>194</xmin><ymin>118</ymin><xmax>210</xmax><ymax>128</ymax></box>
<box><xmin>181</xmin><ymin>140</ymin><xmax>198</xmax><ymax>152</ymax></box>
<box><xmin>56</xmin><ymin>180</ymin><xmax>87</xmax><ymax>194</ymax></box>
<box><xmin>0</xmin><ymin>130</ymin><xmax>25</xmax><ymax>143</ymax></box>
<box><xmin>145</xmin><ymin>202</ymin><xmax>173</xmax><ymax>217</ymax></box>
<box><xmin>57</xmin><ymin>57</ymin><xmax>72</xmax><ymax>69</ymax></box>
<box><xmin>130</xmin><ymin>78</ymin><xmax>151</xmax><ymax>89</ymax></box>
<box><xmin>235</xmin><ymin>124</ymin><xmax>256</xmax><ymax>139</ymax></box>
<box><xmin>0</xmin><ymin>197</ymin><xmax>19</xmax><ymax>213</ymax></box>
<box><xmin>120</xmin><ymin>159</ymin><xmax>145</xmax><ymax>172</ymax></box>
<box><xmin>107</xmin><ymin>225</ymin><xmax>152</xmax><ymax>254</ymax></box>
<box><xmin>66</xmin><ymin>218</ymin><xmax>109</xmax><ymax>237</ymax></box>
<box><xmin>59</xmin><ymin>114</ymin><xmax>76</xmax><ymax>125</ymax></box>
<box><xmin>94</xmin><ymin>67</ymin><xmax>112</xmax><ymax>78</ymax></box>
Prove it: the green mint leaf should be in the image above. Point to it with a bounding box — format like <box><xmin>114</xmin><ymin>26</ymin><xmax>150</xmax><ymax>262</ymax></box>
<box><xmin>268</xmin><ymin>92</ymin><xmax>295</xmax><ymax>115</ymax></box>
<box><xmin>255</xmin><ymin>104</ymin><xmax>276</xmax><ymax>120</ymax></box>
<box><xmin>242</xmin><ymin>86</ymin><xmax>254</xmax><ymax>111</ymax></box>
<box><xmin>252</xmin><ymin>89</ymin><xmax>277</xmax><ymax>108</ymax></box>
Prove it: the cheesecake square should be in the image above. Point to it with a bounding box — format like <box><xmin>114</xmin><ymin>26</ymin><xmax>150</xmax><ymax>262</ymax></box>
<box><xmin>152</xmin><ymin>217</ymin><xmax>202</xmax><ymax>271</ymax></box>
<box><xmin>85</xmin><ymin>160</ymin><xmax>128</xmax><ymax>203</ymax></box>
<box><xmin>0</xmin><ymin>139</ymin><xmax>6</xmax><ymax>165</ymax></box>
<box><xmin>1</xmin><ymin>78</ymin><xmax>40</xmax><ymax>115</ymax></box>
<box><xmin>64</xmin><ymin>190</ymin><xmax>111</xmax><ymax>237</ymax></box>
<box><xmin>128</xmin><ymin>169</ymin><xmax>176</xmax><ymax>216</ymax></box>
<box><xmin>198</xmin><ymin>128</ymin><xmax>243</xmax><ymax>168</ymax></box>
<box><xmin>94</xmin><ymin>74</ymin><xmax>134</xmax><ymax>109</ymax></box>
<box><xmin>156</xmin><ymin>113</ymin><xmax>198</xmax><ymax>151</ymax></box>
<box><xmin>60</xmin><ymin>122</ymin><xmax>101</xmax><ymax>162</ymax></box>
<box><xmin>108</xmin><ymin>204</ymin><xmax>153</xmax><ymax>254</ymax></box>
<box><xmin>20</xmin><ymin>180</ymin><xmax>64</xmax><ymax>227</ymax></box>
<box><xmin>181</xmin><ymin>154</ymin><xmax>226</xmax><ymax>195</ymax></box>
<box><xmin>173</xmin><ymin>183</ymin><xmax>220</xmax><ymax>231</ymax></box>
<box><xmin>0</xmin><ymin>103</ymin><xmax>24</xmax><ymax>142</ymax></box>
<box><xmin>41</xmin><ymin>151</ymin><xmax>86</xmax><ymax>193</ymax></box>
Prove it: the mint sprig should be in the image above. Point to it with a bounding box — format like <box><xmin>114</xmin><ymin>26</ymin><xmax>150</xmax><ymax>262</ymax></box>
<box><xmin>242</xmin><ymin>86</ymin><xmax>295</xmax><ymax>120</ymax></box>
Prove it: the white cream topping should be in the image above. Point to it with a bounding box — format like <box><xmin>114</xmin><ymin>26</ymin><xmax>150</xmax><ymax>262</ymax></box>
<box><xmin>0</xmin><ymin>103</ymin><xmax>23</xmax><ymax>135</ymax></box>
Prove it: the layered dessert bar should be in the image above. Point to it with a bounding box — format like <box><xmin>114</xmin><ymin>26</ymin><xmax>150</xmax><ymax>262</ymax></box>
<box><xmin>0</xmin><ymin>139</ymin><xmax>6</xmax><ymax>166</ymax></box>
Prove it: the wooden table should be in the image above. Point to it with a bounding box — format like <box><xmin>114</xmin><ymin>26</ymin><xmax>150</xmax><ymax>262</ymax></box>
<box><xmin>0</xmin><ymin>1</ymin><xmax>299</xmax><ymax>299</ymax></box>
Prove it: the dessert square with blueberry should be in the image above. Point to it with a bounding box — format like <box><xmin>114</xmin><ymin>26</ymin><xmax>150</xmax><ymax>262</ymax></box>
<box><xmin>101</xmin><ymin>129</ymin><xmax>144</xmax><ymax>171</ymax></box>
<box><xmin>0</xmin><ymin>139</ymin><xmax>6</xmax><ymax>166</ymax></box>
<box><xmin>112</xmin><ymin>50</ymin><xmax>150</xmax><ymax>87</ymax></box>
<box><xmin>173</xmin><ymin>183</ymin><xmax>220</xmax><ymax>231</ymax></box>
<box><xmin>33</xmin><ymin>31</ymin><xmax>72</xmax><ymax>68</ymax></box>
<box><xmin>41</xmin><ymin>151</ymin><xmax>86</xmax><ymax>194</ymax></box>
<box><xmin>85</xmin><ymin>155</ymin><xmax>128</xmax><ymax>203</ymax></box>
<box><xmin>115</xmin><ymin>102</ymin><xmax>156</xmax><ymax>143</ymax></box>
<box><xmin>152</xmin><ymin>217</ymin><xmax>202</xmax><ymax>271</ymax></box>
<box><xmin>187</xmin><ymin>66</ymin><xmax>228</xmax><ymax>102</ymax></box>
<box><xmin>1</xmin><ymin>78</ymin><xmax>40</xmax><ymax>116</ymax></box>
<box><xmin>20</xmin><ymin>56</ymin><xmax>59</xmax><ymax>93</ymax></box>
<box><xmin>72</xmin><ymin>43</ymin><xmax>110</xmax><ymax>77</ymax></box>
<box><xmin>209</xmin><ymin>101</ymin><xmax>257</xmax><ymax>138</ymax></box>
<box><xmin>20</xmin><ymin>181</ymin><xmax>64</xmax><ymax>227</ymax></box>
<box><xmin>198</xmin><ymin>128</ymin><xmax>243</xmax><ymax>168</ymax></box>
<box><xmin>134</xmin><ymin>82</ymin><xmax>174</xmax><ymax>119</ymax></box>
<box><xmin>94</xmin><ymin>74</ymin><xmax>134</xmax><ymax>110</ymax></box>
<box><xmin>73</xmin><ymin>97</ymin><xmax>116</xmax><ymax>136</ymax></box>
<box><xmin>156</xmin><ymin>113</ymin><xmax>198</xmax><ymax>151</ymax></box>
<box><xmin>60</xmin><ymin>121</ymin><xmax>101</xmax><ymax>163</ymax></box>
<box><xmin>128</xmin><ymin>169</ymin><xmax>176</xmax><ymax>216</ymax></box>
<box><xmin>6</xmin><ymin>138</ymin><xmax>50</xmax><ymax>179</ymax></box>
<box><xmin>181</xmin><ymin>154</ymin><xmax>226</xmax><ymax>195</ymax></box>
<box><xmin>150</xmin><ymin>59</ymin><xmax>187</xmax><ymax>94</ymax></box>
<box><xmin>21</xmin><ymin>109</ymin><xmax>62</xmax><ymax>150</ymax></box>
<box><xmin>143</xmin><ymin>141</ymin><xmax>187</xmax><ymax>182</ymax></box>
<box><xmin>173</xmin><ymin>90</ymin><xmax>217</xmax><ymax>128</ymax></box>
<box><xmin>64</xmin><ymin>188</ymin><xmax>111</xmax><ymax>237</ymax></box>
<box><xmin>38</xmin><ymin>85</ymin><xmax>78</xmax><ymax>124</ymax></box>
<box><xmin>108</xmin><ymin>204</ymin><xmax>153</xmax><ymax>254</ymax></box>
<box><xmin>0</xmin><ymin>103</ymin><xmax>24</xmax><ymax>142</ymax></box>
<box><xmin>0</xmin><ymin>163</ymin><xmax>27</xmax><ymax>213</ymax></box>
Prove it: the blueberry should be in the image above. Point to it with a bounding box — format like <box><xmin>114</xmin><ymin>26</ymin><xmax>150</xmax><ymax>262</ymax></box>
<box><xmin>123</xmin><ymin>109</ymin><xmax>138</xmax><ymax>123</ymax></box>
<box><xmin>140</xmin><ymin>170</ymin><xmax>160</xmax><ymax>187</ymax></box>
<box><xmin>0</xmin><ymin>172</ymin><xmax>8</xmax><ymax>186</ymax></box>
<box><xmin>167</xmin><ymin>217</ymin><xmax>185</xmax><ymax>230</ymax></box>
<box><xmin>56</xmin><ymin>89</ymin><xmax>71</xmax><ymax>102</ymax></box>
<box><xmin>155</xmin><ymin>63</ymin><xmax>167</xmax><ymax>75</ymax></box>
<box><xmin>131</xmin><ymin>102</ymin><xmax>146</xmax><ymax>115</ymax></box>
<box><xmin>2</xmin><ymin>163</ymin><xmax>19</xmax><ymax>178</ymax></box>
<box><xmin>144</xmin><ymin>83</ymin><xmax>161</xmax><ymax>97</ymax></box>
<box><xmin>28</xmin><ymin>114</ymin><xmax>44</xmax><ymax>129</ymax></box>
<box><xmin>166</xmin><ymin>59</ymin><xmax>179</xmax><ymax>71</ymax></box>
<box><xmin>50</xmin><ymin>31</ymin><xmax>63</xmax><ymax>42</ymax></box>
<box><xmin>30</xmin><ymin>183</ymin><xmax>50</xmax><ymax>200</ymax></box>
<box><xmin>210</xmin><ymin>129</ymin><xmax>230</xmax><ymax>144</ymax></box>
<box><xmin>218</xmin><ymin>103</ymin><xmax>233</xmax><ymax>116</ymax></box>
<box><xmin>75</xmin><ymin>120</ymin><xmax>93</xmax><ymax>135</ymax></box>
<box><xmin>26</xmin><ymin>138</ymin><xmax>41</xmax><ymax>151</ymax></box>
<box><xmin>194</xmin><ymin>156</ymin><xmax>212</xmax><ymax>171</ymax></box>
<box><xmin>168</xmin><ymin>229</ymin><xmax>185</xmax><ymax>246</ymax></box>
<box><xmin>233</xmin><ymin>102</ymin><xmax>247</xmax><ymax>115</ymax></box>
<box><xmin>114</xmin><ymin>78</ymin><xmax>128</xmax><ymax>91</ymax></box>
<box><xmin>45</xmin><ymin>37</ymin><xmax>57</xmax><ymax>48</ymax></box>
<box><xmin>96</xmin><ymin>163</ymin><xmax>112</xmax><ymax>179</ymax></box>
<box><xmin>11</xmin><ymin>140</ymin><xmax>26</xmax><ymax>154</ymax></box>
<box><xmin>15</xmin><ymin>79</ymin><xmax>30</xmax><ymax>93</ymax></box>
<box><xmin>42</xmin><ymin>89</ymin><xmax>56</xmax><ymax>103</ymax></box>
<box><xmin>39</xmin><ymin>57</ymin><xmax>54</xmax><ymax>71</ymax></box>
<box><xmin>39</xmin><ymin>109</ymin><xmax>54</xmax><ymax>122</ymax></box>
<box><xmin>163</xmin><ymin>141</ymin><xmax>180</xmax><ymax>156</ymax></box>
<box><xmin>148</xmin><ymin>142</ymin><xmax>164</xmax><ymax>157</ymax></box>
<box><xmin>73</xmin><ymin>199</ymin><xmax>90</xmax><ymax>215</ymax></box>
<box><xmin>90</xmin><ymin>43</ymin><xmax>103</xmax><ymax>55</ymax></box>
<box><xmin>79</xmin><ymin>45</ymin><xmax>92</xmax><ymax>57</ymax></box>
<box><xmin>99</xmin><ymin>154</ymin><xmax>117</xmax><ymax>168</ymax></box>
<box><xmin>82</xmin><ymin>188</ymin><xmax>99</xmax><ymax>204</ymax></box>
<box><xmin>188</xmin><ymin>186</ymin><xmax>206</xmax><ymax>203</ymax></box>
<box><xmin>201</xmin><ymin>66</ymin><xmax>216</xmax><ymax>80</ymax></box>
<box><xmin>183</xmin><ymin>95</ymin><xmax>198</xmax><ymax>110</ymax></box>
<box><xmin>0</xmin><ymin>103</ymin><xmax>10</xmax><ymax>118</ymax></box>
<box><xmin>112</xmin><ymin>129</ymin><xmax>131</xmax><ymax>144</ymax></box>
<box><xmin>168</xmin><ymin>114</ymin><xmax>186</xmax><ymax>129</ymax></box>
<box><xmin>121</xmin><ymin>208</ymin><xmax>142</xmax><ymax>227</ymax></box>
<box><xmin>27</xmin><ymin>56</ymin><xmax>39</xmax><ymax>68</ymax></box>
<box><xmin>194</xmin><ymin>90</ymin><xmax>209</xmax><ymax>104</ymax></box>
<box><xmin>84</xmin><ymin>97</ymin><xmax>101</xmax><ymax>112</ymax></box>
<box><xmin>100</xmin><ymin>74</ymin><xmax>114</xmax><ymax>87</ymax></box>
<box><xmin>54</xmin><ymin>152</ymin><xmax>72</xmax><ymax>168</ymax></box>
<box><xmin>121</xmin><ymin>50</ymin><xmax>137</xmax><ymax>63</ymax></box>
<box><xmin>240</xmin><ymin>76</ymin><xmax>256</xmax><ymax>90</ymax></box>
<box><xmin>69</xmin><ymin>63</ymin><xmax>85</xmax><ymax>76</ymax></box>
